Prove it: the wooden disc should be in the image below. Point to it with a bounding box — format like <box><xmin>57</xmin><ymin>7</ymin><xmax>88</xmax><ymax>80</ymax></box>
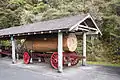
<box><xmin>67</xmin><ymin>33</ymin><xmax>77</xmax><ymax>52</ymax></box>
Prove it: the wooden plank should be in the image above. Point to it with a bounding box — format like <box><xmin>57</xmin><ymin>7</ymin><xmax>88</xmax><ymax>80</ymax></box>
<box><xmin>78</xmin><ymin>25</ymin><xmax>97</xmax><ymax>31</ymax></box>
<box><xmin>78</xmin><ymin>28</ymin><xmax>89</xmax><ymax>32</ymax></box>
<box><xmin>58</xmin><ymin>32</ymin><xmax>63</xmax><ymax>72</ymax></box>
<box><xmin>11</xmin><ymin>36</ymin><xmax>16</xmax><ymax>64</ymax></box>
<box><xmin>82</xmin><ymin>33</ymin><xmax>86</xmax><ymax>66</ymax></box>
<box><xmin>69</xmin><ymin>14</ymin><xmax>90</xmax><ymax>31</ymax></box>
<box><xmin>88</xmin><ymin>14</ymin><xmax>102</xmax><ymax>35</ymax></box>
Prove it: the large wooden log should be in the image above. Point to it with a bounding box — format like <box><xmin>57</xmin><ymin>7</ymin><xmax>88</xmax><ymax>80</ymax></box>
<box><xmin>24</xmin><ymin>33</ymin><xmax>77</xmax><ymax>52</ymax></box>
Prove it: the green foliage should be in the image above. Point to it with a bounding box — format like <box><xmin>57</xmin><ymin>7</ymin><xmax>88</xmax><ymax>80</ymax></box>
<box><xmin>20</xmin><ymin>10</ymin><xmax>34</xmax><ymax>24</ymax></box>
<box><xmin>0</xmin><ymin>40</ymin><xmax>11</xmax><ymax>46</ymax></box>
<box><xmin>76</xmin><ymin>36</ymin><xmax>82</xmax><ymax>54</ymax></box>
<box><xmin>0</xmin><ymin>8</ymin><xmax>21</xmax><ymax>28</ymax></box>
<box><xmin>42</xmin><ymin>8</ymin><xmax>70</xmax><ymax>20</ymax></box>
<box><xmin>87</xmin><ymin>61</ymin><xmax>120</xmax><ymax>67</ymax></box>
<box><xmin>33</xmin><ymin>2</ymin><xmax>48</xmax><ymax>14</ymax></box>
<box><xmin>9</xmin><ymin>0</ymin><xmax>26</xmax><ymax>5</ymax></box>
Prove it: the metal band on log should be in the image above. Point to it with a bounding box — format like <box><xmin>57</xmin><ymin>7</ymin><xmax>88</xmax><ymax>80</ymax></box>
<box><xmin>24</xmin><ymin>33</ymin><xmax>77</xmax><ymax>52</ymax></box>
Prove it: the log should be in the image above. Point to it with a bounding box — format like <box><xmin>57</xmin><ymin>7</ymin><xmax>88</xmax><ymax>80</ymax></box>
<box><xmin>24</xmin><ymin>33</ymin><xmax>77</xmax><ymax>52</ymax></box>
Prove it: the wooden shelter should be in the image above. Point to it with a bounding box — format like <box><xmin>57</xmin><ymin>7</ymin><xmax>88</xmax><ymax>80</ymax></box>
<box><xmin>0</xmin><ymin>13</ymin><xmax>101</xmax><ymax>72</ymax></box>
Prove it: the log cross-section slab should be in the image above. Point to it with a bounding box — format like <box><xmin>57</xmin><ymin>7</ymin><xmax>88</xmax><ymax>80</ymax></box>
<box><xmin>58</xmin><ymin>32</ymin><xmax>63</xmax><ymax>73</ymax></box>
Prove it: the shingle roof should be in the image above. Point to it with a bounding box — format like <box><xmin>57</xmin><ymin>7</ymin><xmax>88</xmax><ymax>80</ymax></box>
<box><xmin>0</xmin><ymin>14</ymin><xmax>88</xmax><ymax>36</ymax></box>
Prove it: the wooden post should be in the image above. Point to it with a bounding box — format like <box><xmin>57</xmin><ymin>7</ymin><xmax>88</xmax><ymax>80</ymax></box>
<box><xmin>11</xmin><ymin>36</ymin><xmax>16</xmax><ymax>64</ymax></box>
<box><xmin>82</xmin><ymin>32</ymin><xmax>86</xmax><ymax>66</ymax></box>
<box><xmin>16</xmin><ymin>53</ymin><xmax>19</xmax><ymax>61</ymax></box>
<box><xmin>0</xmin><ymin>42</ymin><xmax>2</xmax><ymax>58</ymax></box>
<box><xmin>58</xmin><ymin>32</ymin><xmax>63</xmax><ymax>73</ymax></box>
<box><xmin>0</xmin><ymin>54</ymin><xmax>2</xmax><ymax>58</ymax></box>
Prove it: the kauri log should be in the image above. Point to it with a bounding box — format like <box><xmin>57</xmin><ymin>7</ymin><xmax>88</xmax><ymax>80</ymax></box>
<box><xmin>24</xmin><ymin>33</ymin><xmax>77</xmax><ymax>52</ymax></box>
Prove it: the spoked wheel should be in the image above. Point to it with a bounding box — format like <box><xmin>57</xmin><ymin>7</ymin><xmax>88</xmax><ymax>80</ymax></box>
<box><xmin>23</xmin><ymin>52</ymin><xmax>31</xmax><ymax>64</ymax></box>
<box><xmin>50</xmin><ymin>52</ymin><xmax>58</xmax><ymax>69</ymax></box>
<box><xmin>70</xmin><ymin>52</ymin><xmax>79</xmax><ymax>66</ymax></box>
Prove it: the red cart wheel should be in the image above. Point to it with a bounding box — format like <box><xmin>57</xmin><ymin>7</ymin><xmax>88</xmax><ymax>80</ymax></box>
<box><xmin>50</xmin><ymin>52</ymin><xmax>58</xmax><ymax>69</ymax></box>
<box><xmin>50</xmin><ymin>52</ymin><xmax>64</xmax><ymax>69</ymax></box>
<box><xmin>70</xmin><ymin>52</ymin><xmax>79</xmax><ymax>66</ymax></box>
<box><xmin>23</xmin><ymin>52</ymin><xmax>31</xmax><ymax>64</ymax></box>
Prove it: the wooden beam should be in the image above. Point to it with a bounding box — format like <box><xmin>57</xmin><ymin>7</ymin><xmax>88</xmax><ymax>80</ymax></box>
<box><xmin>17</xmin><ymin>34</ymin><xmax>20</xmax><ymax>36</ymax></box>
<box><xmin>86</xmin><ymin>31</ymin><xmax>99</xmax><ymax>35</ymax></box>
<box><xmin>28</xmin><ymin>33</ymin><xmax>30</xmax><ymax>35</ymax></box>
<box><xmin>78</xmin><ymin>25</ymin><xmax>97</xmax><ymax>31</ymax></box>
<box><xmin>78</xmin><ymin>28</ymin><xmax>89</xmax><ymax>32</ymax></box>
<box><xmin>34</xmin><ymin>32</ymin><xmax>37</xmax><ymax>34</ymax></box>
<box><xmin>58</xmin><ymin>32</ymin><xmax>63</xmax><ymax>73</ymax></box>
<box><xmin>49</xmin><ymin>31</ymin><xmax>52</xmax><ymax>33</ymax></box>
<box><xmin>88</xmin><ymin>14</ymin><xmax>102</xmax><ymax>35</ymax></box>
<box><xmin>41</xmin><ymin>32</ymin><xmax>43</xmax><ymax>34</ymax></box>
<box><xmin>11</xmin><ymin>36</ymin><xmax>16</xmax><ymax>64</ymax></box>
<box><xmin>69</xmin><ymin>14</ymin><xmax>90</xmax><ymax>31</ymax></box>
<box><xmin>58</xmin><ymin>30</ymin><xmax>61</xmax><ymax>32</ymax></box>
<box><xmin>82</xmin><ymin>32</ymin><xmax>86</xmax><ymax>66</ymax></box>
<box><xmin>84</xmin><ymin>22</ymin><xmax>89</xmax><ymax>27</ymax></box>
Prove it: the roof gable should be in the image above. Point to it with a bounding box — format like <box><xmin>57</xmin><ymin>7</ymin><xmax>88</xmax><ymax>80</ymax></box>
<box><xmin>69</xmin><ymin>14</ymin><xmax>102</xmax><ymax>35</ymax></box>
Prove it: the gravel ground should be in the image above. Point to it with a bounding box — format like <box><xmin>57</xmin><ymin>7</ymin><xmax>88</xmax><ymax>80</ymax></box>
<box><xmin>0</xmin><ymin>57</ymin><xmax>120</xmax><ymax>80</ymax></box>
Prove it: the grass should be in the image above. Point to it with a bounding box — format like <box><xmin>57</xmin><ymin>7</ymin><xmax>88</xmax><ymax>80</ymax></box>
<box><xmin>87</xmin><ymin>61</ymin><xmax>120</xmax><ymax>67</ymax></box>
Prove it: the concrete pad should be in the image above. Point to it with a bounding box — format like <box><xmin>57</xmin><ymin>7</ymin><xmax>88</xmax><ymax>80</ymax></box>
<box><xmin>0</xmin><ymin>57</ymin><xmax>120</xmax><ymax>80</ymax></box>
